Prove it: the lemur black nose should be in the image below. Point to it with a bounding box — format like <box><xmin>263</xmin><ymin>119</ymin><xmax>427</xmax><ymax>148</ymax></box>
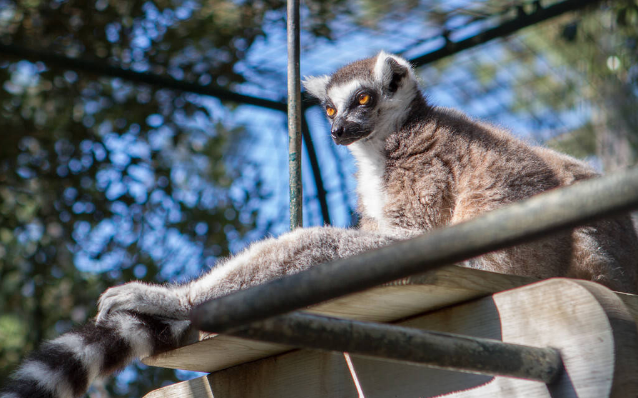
<box><xmin>331</xmin><ymin>126</ymin><xmax>345</xmax><ymax>138</ymax></box>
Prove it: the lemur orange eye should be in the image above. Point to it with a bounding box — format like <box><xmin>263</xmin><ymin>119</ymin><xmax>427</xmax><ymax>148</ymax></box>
<box><xmin>358</xmin><ymin>93</ymin><xmax>371</xmax><ymax>105</ymax></box>
<box><xmin>326</xmin><ymin>107</ymin><xmax>336</xmax><ymax>117</ymax></box>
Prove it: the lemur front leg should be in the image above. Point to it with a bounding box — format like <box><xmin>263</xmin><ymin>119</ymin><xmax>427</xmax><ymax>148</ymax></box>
<box><xmin>184</xmin><ymin>226</ymin><xmax>399</xmax><ymax>307</ymax></box>
<box><xmin>94</xmin><ymin>225</ymin><xmax>400</xmax><ymax>362</ymax></box>
<box><xmin>95</xmin><ymin>226</ymin><xmax>399</xmax><ymax>356</ymax></box>
<box><xmin>96</xmin><ymin>226</ymin><xmax>399</xmax><ymax>323</ymax></box>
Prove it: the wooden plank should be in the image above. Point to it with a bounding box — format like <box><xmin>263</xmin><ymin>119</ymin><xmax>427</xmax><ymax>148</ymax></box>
<box><xmin>420</xmin><ymin>279</ymin><xmax>638</xmax><ymax>398</ymax></box>
<box><xmin>144</xmin><ymin>298</ymin><xmax>499</xmax><ymax>398</ymax></box>
<box><xmin>306</xmin><ymin>265</ymin><xmax>537</xmax><ymax>322</ymax></box>
<box><xmin>144</xmin><ymin>351</ymin><xmax>360</xmax><ymax>398</ymax></box>
<box><xmin>142</xmin><ymin>376</ymin><xmax>214</xmax><ymax>398</ymax></box>
<box><xmin>143</xmin><ymin>278</ymin><xmax>638</xmax><ymax>398</ymax></box>
<box><xmin>143</xmin><ymin>266</ymin><xmax>535</xmax><ymax>372</ymax></box>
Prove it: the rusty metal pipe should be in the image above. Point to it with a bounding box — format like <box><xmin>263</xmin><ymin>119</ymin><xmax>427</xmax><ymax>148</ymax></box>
<box><xmin>191</xmin><ymin>167</ymin><xmax>638</xmax><ymax>333</ymax></box>
<box><xmin>226</xmin><ymin>312</ymin><xmax>562</xmax><ymax>383</ymax></box>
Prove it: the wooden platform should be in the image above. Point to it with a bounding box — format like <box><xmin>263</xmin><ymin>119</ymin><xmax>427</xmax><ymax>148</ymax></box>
<box><xmin>141</xmin><ymin>266</ymin><xmax>638</xmax><ymax>398</ymax></box>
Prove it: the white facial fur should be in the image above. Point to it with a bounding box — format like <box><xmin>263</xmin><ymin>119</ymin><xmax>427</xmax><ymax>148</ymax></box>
<box><xmin>320</xmin><ymin>75</ymin><xmax>390</xmax><ymax>228</ymax></box>
<box><xmin>302</xmin><ymin>75</ymin><xmax>330</xmax><ymax>102</ymax></box>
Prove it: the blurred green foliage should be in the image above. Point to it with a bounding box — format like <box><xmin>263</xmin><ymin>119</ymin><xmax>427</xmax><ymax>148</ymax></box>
<box><xmin>0</xmin><ymin>0</ymin><xmax>347</xmax><ymax>394</ymax></box>
<box><xmin>505</xmin><ymin>0</ymin><xmax>638</xmax><ymax>169</ymax></box>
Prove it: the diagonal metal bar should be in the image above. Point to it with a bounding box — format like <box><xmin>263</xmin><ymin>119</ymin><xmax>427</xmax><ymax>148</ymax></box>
<box><xmin>191</xmin><ymin>167</ymin><xmax>638</xmax><ymax>333</ymax></box>
<box><xmin>222</xmin><ymin>312</ymin><xmax>563</xmax><ymax>383</ymax></box>
<box><xmin>301</xmin><ymin>110</ymin><xmax>331</xmax><ymax>225</ymax></box>
<box><xmin>409</xmin><ymin>0</ymin><xmax>602</xmax><ymax>67</ymax></box>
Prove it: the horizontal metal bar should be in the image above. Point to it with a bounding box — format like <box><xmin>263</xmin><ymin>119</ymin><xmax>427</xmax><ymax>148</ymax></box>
<box><xmin>191</xmin><ymin>167</ymin><xmax>638</xmax><ymax>333</ymax></box>
<box><xmin>226</xmin><ymin>312</ymin><xmax>562</xmax><ymax>383</ymax></box>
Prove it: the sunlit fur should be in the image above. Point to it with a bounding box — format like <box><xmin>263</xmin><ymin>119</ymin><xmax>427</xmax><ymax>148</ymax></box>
<box><xmin>3</xmin><ymin>52</ymin><xmax>637</xmax><ymax>398</ymax></box>
<box><xmin>304</xmin><ymin>52</ymin><xmax>638</xmax><ymax>290</ymax></box>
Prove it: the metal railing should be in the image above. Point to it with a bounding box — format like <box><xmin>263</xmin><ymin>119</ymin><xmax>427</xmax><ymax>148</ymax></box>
<box><xmin>190</xmin><ymin>165</ymin><xmax>638</xmax><ymax>382</ymax></box>
<box><xmin>224</xmin><ymin>312</ymin><xmax>562</xmax><ymax>383</ymax></box>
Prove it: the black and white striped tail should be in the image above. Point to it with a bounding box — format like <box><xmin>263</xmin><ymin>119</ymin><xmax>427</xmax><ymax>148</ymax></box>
<box><xmin>1</xmin><ymin>311</ymin><xmax>189</xmax><ymax>398</ymax></box>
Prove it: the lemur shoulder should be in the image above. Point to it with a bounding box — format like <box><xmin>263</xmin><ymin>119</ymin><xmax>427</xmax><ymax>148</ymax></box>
<box><xmin>2</xmin><ymin>51</ymin><xmax>637</xmax><ymax>398</ymax></box>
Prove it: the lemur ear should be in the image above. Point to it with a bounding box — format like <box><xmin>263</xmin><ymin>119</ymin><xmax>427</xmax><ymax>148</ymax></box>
<box><xmin>302</xmin><ymin>75</ymin><xmax>331</xmax><ymax>102</ymax></box>
<box><xmin>374</xmin><ymin>51</ymin><xmax>413</xmax><ymax>94</ymax></box>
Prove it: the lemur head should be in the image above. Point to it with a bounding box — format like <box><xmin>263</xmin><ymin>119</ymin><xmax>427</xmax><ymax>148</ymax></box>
<box><xmin>303</xmin><ymin>51</ymin><xmax>419</xmax><ymax>146</ymax></box>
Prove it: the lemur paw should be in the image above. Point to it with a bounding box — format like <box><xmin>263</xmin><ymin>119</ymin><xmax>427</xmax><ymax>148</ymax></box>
<box><xmin>97</xmin><ymin>282</ymin><xmax>190</xmax><ymax>325</ymax></box>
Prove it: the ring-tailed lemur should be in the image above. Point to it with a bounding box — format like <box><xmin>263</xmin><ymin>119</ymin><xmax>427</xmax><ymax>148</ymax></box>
<box><xmin>3</xmin><ymin>51</ymin><xmax>637</xmax><ymax>398</ymax></box>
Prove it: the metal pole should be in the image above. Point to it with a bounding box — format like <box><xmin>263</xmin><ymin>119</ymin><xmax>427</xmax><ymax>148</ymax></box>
<box><xmin>287</xmin><ymin>0</ymin><xmax>303</xmax><ymax>229</ymax></box>
<box><xmin>225</xmin><ymin>312</ymin><xmax>562</xmax><ymax>383</ymax></box>
<box><xmin>191</xmin><ymin>167</ymin><xmax>638</xmax><ymax>333</ymax></box>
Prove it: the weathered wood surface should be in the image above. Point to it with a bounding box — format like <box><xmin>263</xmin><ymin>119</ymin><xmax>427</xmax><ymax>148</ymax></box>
<box><xmin>143</xmin><ymin>277</ymin><xmax>638</xmax><ymax>398</ymax></box>
<box><xmin>616</xmin><ymin>292</ymin><xmax>638</xmax><ymax>325</ymax></box>
<box><xmin>436</xmin><ymin>280</ymin><xmax>638</xmax><ymax>397</ymax></box>
<box><xmin>143</xmin><ymin>266</ymin><xmax>535</xmax><ymax>372</ymax></box>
